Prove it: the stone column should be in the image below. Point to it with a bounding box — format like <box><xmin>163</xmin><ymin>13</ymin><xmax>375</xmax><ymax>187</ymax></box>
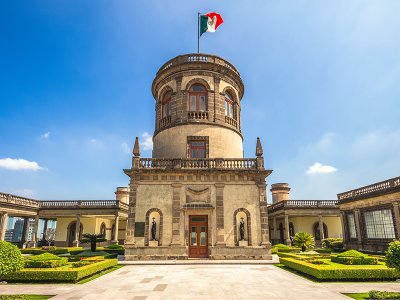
<box><xmin>21</xmin><ymin>217</ymin><xmax>29</xmax><ymax>247</ymax></box>
<box><xmin>215</xmin><ymin>183</ymin><xmax>225</xmax><ymax>246</ymax></box>
<box><xmin>284</xmin><ymin>214</ymin><xmax>291</xmax><ymax>246</ymax></box>
<box><xmin>125</xmin><ymin>176</ymin><xmax>139</xmax><ymax>247</ymax></box>
<box><xmin>31</xmin><ymin>215</ymin><xmax>39</xmax><ymax>247</ymax></box>
<box><xmin>73</xmin><ymin>215</ymin><xmax>80</xmax><ymax>247</ymax></box>
<box><xmin>354</xmin><ymin>209</ymin><xmax>362</xmax><ymax>245</ymax></box>
<box><xmin>392</xmin><ymin>202</ymin><xmax>400</xmax><ymax>239</ymax></box>
<box><xmin>213</xmin><ymin>76</ymin><xmax>220</xmax><ymax>122</ymax></box>
<box><xmin>258</xmin><ymin>183</ymin><xmax>271</xmax><ymax>247</ymax></box>
<box><xmin>318</xmin><ymin>215</ymin><xmax>325</xmax><ymax>242</ymax></box>
<box><xmin>0</xmin><ymin>213</ymin><xmax>8</xmax><ymax>241</ymax></box>
<box><xmin>112</xmin><ymin>214</ymin><xmax>120</xmax><ymax>244</ymax></box>
<box><xmin>42</xmin><ymin>219</ymin><xmax>48</xmax><ymax>241</ymax></box>
<box><xmin>339</xmin><ymin>212</ymin><xmax>347</xmax><ymax>246</ymax></box>
<box><xmin>273</xmin><ymin>217</ymin><xmax>277</xmax><ymax>244</ymax></box>
<box><xmin>171</xmin><ymin>183</ymin><xmax>182</xmax><ymax>245</ymax></box>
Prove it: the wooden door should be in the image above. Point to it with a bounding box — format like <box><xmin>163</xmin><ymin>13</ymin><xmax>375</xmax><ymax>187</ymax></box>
<box><xmin>189</xmin><ymin>215</ymin><xmax>208</xmax><ymax>258</ymax></box>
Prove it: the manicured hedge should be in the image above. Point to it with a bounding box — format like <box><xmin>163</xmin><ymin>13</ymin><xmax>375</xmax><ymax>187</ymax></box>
<box><xmin>21</xmin><ymin>247</ymin><xmax>83</xmax><ymax>255</ymax></box>
<box><xmin>279</xmin><ymin>257</ymin><xmax>400</xmax><ymax>281</ymax></box>
<box><xmin>331</xmin><ymin>254</ymin><xmax>378</xmax><ymax>265</ymax></box>
<box><xmin>3</xmin><ymin>259</ymin><xmax>117</xmax><ymax>283</ymax></box>
<box><xmin>369</xmin><ymin>290</ymin><xmax>400</xmax><ymax>299</ymax></box>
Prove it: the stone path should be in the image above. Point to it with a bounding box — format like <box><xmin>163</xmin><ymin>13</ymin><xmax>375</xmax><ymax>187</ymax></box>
<box><xmin>1</xmin><ymin>264</ymin><xmax>399</xmax><ymax>299</ymax></box>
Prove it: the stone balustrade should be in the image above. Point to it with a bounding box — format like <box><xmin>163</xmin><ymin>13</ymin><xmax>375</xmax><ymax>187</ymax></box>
<box><xmin>39</xmin><ymin>200</ymin><xmax>128</xmax><ymax>210</ymax></box>
<box><xmin>188</xmin><ymin>111</ymin><xmax>208</xmax><ymax>120</ymax></box>
<box><xmin>268</xmin><ymin>200</ymin><xmax>338</xmax><ymax>213</ymax></box>
<box><xmin>158</xmin><ymin>53</ymin><xmax>240</xmax><ymax>76</ymax></box>
<box><xmin>0</xmin><ymin>192</ymin><xmax>39</xmax><ymax>209</ymax></box>
<box><xmin>225</xmin><ymin>116</ymin><xmax>237</xmax><ymax>128</ymax></box>
<box><xmin>138</xmin><ymin>158</ymin><xmax>258</xmax><ymax>170</ymax></box>
<box><xmin>337</xmin><ymin>176</ymin><xmax>400</xmax><ymax>202</ymax></box>
<box><xmin>159</xmin><ymin>115</ymin><xmax>171</xmax><ymax>129</ymax></box>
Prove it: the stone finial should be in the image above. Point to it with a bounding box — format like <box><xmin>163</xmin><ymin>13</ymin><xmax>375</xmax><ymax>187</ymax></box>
<box><xmin>133</xmin><ymin>137</ymin><xmax>140</xmax><ymax>157</ymax></box>
<box><xmin>256</xmin><ymin>137</ymin><xmax>263</xmax><ymax>157</ymax></box>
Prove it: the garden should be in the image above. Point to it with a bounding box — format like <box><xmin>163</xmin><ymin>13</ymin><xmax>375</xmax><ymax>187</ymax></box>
<box><xmin>0</xmin><ymin>234</ymin><xmax>124</xmax><ymax>285</ymax></box>
<box><xmin>273</xmin><ymin>233</ymin><xmax>400</xmax><ymax>299</ymax></box>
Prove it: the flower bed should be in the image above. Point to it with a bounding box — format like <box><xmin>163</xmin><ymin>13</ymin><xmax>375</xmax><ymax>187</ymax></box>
<box><xmin>279</xmin><ymin>257</ymin><xmax>400</xmax><ymax>281</ymax></box>
<box><xmin>3</xmin><ymin>259</ymin><xmax>117</xmax><ymax>283</ymax></box>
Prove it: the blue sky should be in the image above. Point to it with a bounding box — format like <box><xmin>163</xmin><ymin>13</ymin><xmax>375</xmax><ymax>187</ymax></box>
<box><xmin>0</xmin><ymin>1</ymin><xmax>399</xmax><ymax>201</ymax></box>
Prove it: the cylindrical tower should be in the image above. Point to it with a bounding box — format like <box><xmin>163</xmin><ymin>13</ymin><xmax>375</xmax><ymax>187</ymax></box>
<box><xmin>151</xmin><ymin>53</ymin><xmax>245</xmax><ymax>159</ymax></box>
<box><xmin>270</xmin><ymin>183</ymin><xmax>291</xmax><ymax>203</ymax></box>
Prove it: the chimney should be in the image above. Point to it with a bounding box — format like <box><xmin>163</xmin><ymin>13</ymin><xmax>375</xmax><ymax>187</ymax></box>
<box><xmin>115</xmin><ymin>187</ymin><xmax>130</xmax><ymax>204</ymax></box>
<box><xmin>270</xmin><ymin>183</ymin><xmax>290</xmax><ymax>204</ymax></box>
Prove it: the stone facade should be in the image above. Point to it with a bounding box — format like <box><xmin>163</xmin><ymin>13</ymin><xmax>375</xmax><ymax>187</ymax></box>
<box><xmin>124</xmin><ymin>53</ymin><xmax>273</xmax><ymax>260</ymax></box>
<box><xmin>338</xmin><ymin>176</ymin><xmax>400</xmax><ymax>253</ymax></box>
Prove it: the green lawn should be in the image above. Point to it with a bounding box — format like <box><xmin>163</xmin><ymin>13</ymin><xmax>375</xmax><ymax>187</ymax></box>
<box><xmin>0</xmin><ymin>296</ymin><xmax>54</xmax><ymax>300</ymax></box>
<box><xmin>343</xmin><ymin>293</ymin><xmax>370</xmax><ymax>300</ymax></box>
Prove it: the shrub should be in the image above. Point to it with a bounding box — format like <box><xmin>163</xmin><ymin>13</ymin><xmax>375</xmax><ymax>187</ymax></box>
<box><xmin>314</xmin><ymin>248</ymin><xmax>332</xmax><ymax>254</ymax></box>
<box><xmin>3</xmin><ymin>259</ymin><xmax>118</xmax><ymax>283</ymax></box>
<box><xmin>280</xmin><ymin>257</ymin><xmax>400</xmax><ymax>280</ymax></box>
<box><xmin>71</xmin><ymin>261</ymin><xmax>94</xmax><ymax>268</ymax></box>
<box><xmin>386</xmin><ymin>240</ymin><xmax>400</xmax><ymax>271</ymax></box>
<box><xmin>0</xmin><ymin>296</ymin><xmax>29</xmax><ymax>300</ymax></box>
<box><xmin>309</xmin><ymin>260</ymin><xmax>325</xmax><ymax>265</ymax></box>
<box><xmin>80</xmin><ymin>233</ymin><xmax>106</xmax><ymax>252</ymax></box>
<box><xmin>322</xmin><ymin>238</ymin><xmax>343</xmax><ymax>250</ymax></box>
<box><xmin>24</xmin><ymin>252</ymin><xmax>68</xmax><ymax>268</ymax></box>
<box><xmin>293</xmin><ymin>232</ymin><xmax>315</xmax><ymax>252</ymax></box>
<box><xmin>337</xmin><ymin>250</ymin><xmax>365</xmax><ymax>257</ymax></box>
<box><xmin>20</xmin><ymin>247</ymin><xmax>82</xmax><ymax>255</ymax></box>
<box><xmin>105</xmin><ymin>244</ymin><xmax>124</xmax><ymax>250</ymax></box>
<box><xmin>369</xmin><ymin>290</ymin><xmax>400</xmax><ymax>299</ymax></box>
<box><xmin>273</xmin><ymin>244</ymin><xmax>290</xmax><ymax>249</ymax></box>
<box><xmin>0</xmin><ymin>240</ymin><xmax>24</xmax><ymax>279</ymax></box>
<box><xmin>331</xmin><ymin>250</ymin><xmax>378</xmax><ymax>265</ymax></box>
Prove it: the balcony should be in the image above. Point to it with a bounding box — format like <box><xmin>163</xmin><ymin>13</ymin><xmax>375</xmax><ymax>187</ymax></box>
<box><xmin>225</xmin><ymin>116</ymin><xmax>237</xmax><ymax>128</ymax></box>
<box><xmin>138</xmin><ymin>158</ymin><xmax>259</xmax><ymax>170</ymax></box>
<box><xmin>0</xmin><ymin>193</ymin><xmax>39</xmax><ymax>209</ymax></box>
<box><xmin>337</xmin><ymin>176</ymin><xmax>400</xmax><ymax>202</ymax></box>
<box><xmin>159</xmin><ymin>116</ymin><xmax>171</xmax><ymax>129</ymax></box>
<box><xmin>188</xmin><ymin>111</ymin><xmax>208</xmax><ymax>120</ymax></box>
<box><xmin>268</xmin><ymin>200</ymin><xmax>338</xmax><ymax>213</ymax></box>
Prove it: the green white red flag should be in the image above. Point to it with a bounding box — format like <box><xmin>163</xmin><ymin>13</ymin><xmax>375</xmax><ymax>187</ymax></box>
<box><xmin>200</xmin><ymin>12</ymin><xmax>224</xmax><ymax>36</ymax></box>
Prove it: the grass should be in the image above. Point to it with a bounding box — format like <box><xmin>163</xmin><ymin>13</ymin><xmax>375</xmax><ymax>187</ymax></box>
<box><xmin>0</xmin><ymin>296</ymin><xmax>54</xmax><ymax>300</ymax></box>
<box><xmin>77</xmin><ymin>264</ymin><xmax>123</xmax><ymax>284</ymax></box>
<box><xmin>343</xmin><ymin>293</ymin><xmax>369</xmax><ymax>300</ymax></box>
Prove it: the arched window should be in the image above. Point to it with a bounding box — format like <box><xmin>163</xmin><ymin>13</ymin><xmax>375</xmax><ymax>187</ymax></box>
<box><xmin>161</xmin><ymin>91</ymin><xmax>172</xmax><ymax>118</ymax></box>
<box><xmin>278</xmin><ymin>223</ymin><xmax>284</xmax><ymax>244</ymax></box>
<box><xmin>224</xmin><ymin>92</ymin><xmax>235</xmax><ymax>119</ymax></box>
<box><xmin>188</xmin><ymin>84</ymin><xmax>207</xmax><ymax>112</ymax></box>
<box><xmin>100</xmin><ymin>223</ymin><xmax>106</xmax><ymax>237</ymax></box>
<box><xmin>289</xmin><ymin>222</ymin><xmax>295</xmax><ymax>237</ymax></box>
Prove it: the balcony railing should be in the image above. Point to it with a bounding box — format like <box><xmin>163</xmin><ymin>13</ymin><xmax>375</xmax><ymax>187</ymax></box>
<box><xmin>225</xmin><ymin>116</ymin><xmax>237</xmax><ymax>128</ymax></box>
<box><xmin>268</xmin><ymin>200</ymin><xmax>338</xmax><ymax>213</ymax></box>
<box><xmin>139</xmin><ymin>158</ymin><xmax>258</xmax><ymax>170</ymax></box>
<box><xmin>0</xmin><ymin>193</ymin><xmax>39</xmax><ymax>209</ymax></box>
<box><xmin>39</xmin><ymin>200</ymin><xmax>129</xmax><ymax>210</ymax></box>
<box><xmin>158</xmin><ymin>53</ymin><xmax>240</xmax><ymax>76</ymax></box>
<box><xmin>337</xmin><ymin>176</ymin><xmax>400</xmax><ymax>202</ymax></box>
<box><xmin>188</xmin><ymin>111</ymin><xmax>208</xmax><ymax>120</ymax></box>
<box><xmin>159</xmin><ymin>116</ymin><xmax>171</xmax><ymax>129</ymax></box>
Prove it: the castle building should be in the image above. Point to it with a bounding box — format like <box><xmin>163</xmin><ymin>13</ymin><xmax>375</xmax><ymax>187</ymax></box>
<box><xmin>123</xmin><ymin>53</ymin><xmax>273</xmax><ymax>260</ymax></box>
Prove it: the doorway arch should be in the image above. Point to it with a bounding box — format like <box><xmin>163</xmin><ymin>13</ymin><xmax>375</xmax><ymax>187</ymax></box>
<box><xmin>67</xmin><ymin>221</ymin><xmax>83</xmax><ymax>247</ymax></box>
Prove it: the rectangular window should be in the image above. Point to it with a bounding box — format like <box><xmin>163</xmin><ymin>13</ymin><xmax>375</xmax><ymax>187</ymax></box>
<box><xmin>224</xmin><ymin>101</ymin><xmax>229</xmax><ymax>116</ymax></box>
<box><xmin>190</xmin><ymin>96</ymin><xmax>196</xmax><ymax>111</ymax></box>
<box><xmin>199</xmin><ymin>96</ymin><xmax>206</xmax><ymax>111</ymax></box>
<box><xmin>347</xmin><ymin>213</ymin><xmax>357</xmax><ymax>239</ymax></box>
<box><xmin>363</xmin><ymin>209</ymin><xmax>396</xmax><ymax>239</ymax></box>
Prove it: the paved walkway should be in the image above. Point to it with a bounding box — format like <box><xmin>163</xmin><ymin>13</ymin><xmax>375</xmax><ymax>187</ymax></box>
<box><xmin>1</xmin><ymin>264</ymin><xmax>399</xmax><ymax>299</ymax></box>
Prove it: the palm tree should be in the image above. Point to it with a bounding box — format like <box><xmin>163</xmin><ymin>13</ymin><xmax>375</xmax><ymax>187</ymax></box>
<box><xmin>80</xmin><ymin>233</ymin><xmax>106</xmax><ymax>252</ymax></box>
<box><xmin>293</xmin><ymin>232</ymin><xmax>315</xmax><ymax>252</ymax></box>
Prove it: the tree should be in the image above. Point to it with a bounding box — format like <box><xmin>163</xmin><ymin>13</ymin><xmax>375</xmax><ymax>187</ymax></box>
<box><xmin>44</xmin><ymin>228</ymin><xmax>56</xmax><ymax>247</ymax></box>
<box><xmin>80</xmin><ymin>233</ymin><xmax>106</xmax><ymax>252</ymax></box>
<box><xmin>0</xmin><ymin>241</ymin><xmax>24</xmax><ymax>281</ymax></box>
<box><xmin>293</xmin><ymin>232</ymin><xmax>315</xmax><ymax>252</ymax></box>
<box><xmin>386</xmin><ymin>240</ymin><xmax>400</xmax><ymax>271</ymax></box>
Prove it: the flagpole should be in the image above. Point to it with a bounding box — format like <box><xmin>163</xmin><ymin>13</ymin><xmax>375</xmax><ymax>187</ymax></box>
<box><xmin>197</xmin><ymin>12</ymin><xmax>200</xmax><ymax>53</ymax></box>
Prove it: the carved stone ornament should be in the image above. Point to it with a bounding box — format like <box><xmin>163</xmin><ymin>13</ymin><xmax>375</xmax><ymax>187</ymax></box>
<box><xmin>185</xmin><ymin>186</ymin><xmax>211</xmax><ymax>203</ymax></box>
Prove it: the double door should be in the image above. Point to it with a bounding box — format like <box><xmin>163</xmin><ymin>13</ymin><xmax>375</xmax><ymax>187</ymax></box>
<box><xmin>189</xmin><ymin>215</ymin><xmax>208</xmax><ymax>258</ymax></box>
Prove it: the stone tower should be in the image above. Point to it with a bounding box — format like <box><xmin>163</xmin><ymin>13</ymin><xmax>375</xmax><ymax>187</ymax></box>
<box><xmin>124</xmin><ymin>53</ymin><xmax>273</xmax><ymax>260</ymax></box>
<box><xmin>151</xmin><ymin>54</ymin><xmax>244</xmax><ymax>159</ymax></box>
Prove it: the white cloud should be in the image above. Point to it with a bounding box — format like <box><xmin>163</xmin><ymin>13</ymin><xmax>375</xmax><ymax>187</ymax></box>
<box><xmin>41</xmin><ymin>131</ymin><xmax>51</xmax><ymax>139</ymax></box>
<box><xmin>121</xmin><ymin>142</ymin><xmax>131</xmax><ymax>154</ymax></box>
<box><xmin>0</xmin><ymin>158</ymin><xmax>44</xmax><ymax>171</ymax></box>
<box><xmin>90</xmin><ymin>138</ymin><xmax>97</xmax><ymax>143</ymax></box>
<box><xmin>12</xmin><ymin>189</ymin><xmax>36</xmax><ymax>198</ymax></box>
<box><xmin>141</xmin><ymin>132</ymin><xmax>153</xmax><ymax>151</ymax></box>
<box><xmin>306</xmin><ymin>162</ymin><xmax>337</xmax><ymax>175</ymax></box>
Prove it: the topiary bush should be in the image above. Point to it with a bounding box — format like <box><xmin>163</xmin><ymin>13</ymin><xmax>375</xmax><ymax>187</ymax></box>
<box><xmin>24</xmin><ymin>252</ymin><xmax>68</xmax><ymax>268</ymax></box>
<box><xmin>0</xmin><ymin>240</ymin><xmax>24</xmax><ymax>280</ymax></box>
<box><xmin>386</xmin><ymin>240</ymin><xmax>400</xmax><ymax>271</ymax></box>
<box><xmin>322</xmin><ymin>238</ymin><xmax>343</xmax><ymax>250</ymax></box>
<box><xmin>331</xmin><ymin>250</ymin><xmax>378</xmax><ymax>265</ymax></box>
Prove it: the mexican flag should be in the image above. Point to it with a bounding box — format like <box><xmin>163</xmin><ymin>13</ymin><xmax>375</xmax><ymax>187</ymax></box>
<box><xmin>200</xmin><ymin>12</ymin><xmax>224</xmax><ymax>36</ymax></box>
